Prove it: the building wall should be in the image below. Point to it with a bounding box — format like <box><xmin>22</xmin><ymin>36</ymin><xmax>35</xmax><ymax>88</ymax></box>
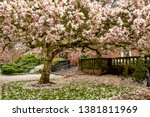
<box><xmin>103</xmin><ymin>50</ymin><xmax>139</xmax><ymax>58</ymax></box>
<box><xmin>56</xmin><ymin>51</ymin><xmax>81</xmax><ymax>66</ymax></box>
<box><xmin>68</xmin><ymin>51</ymin><xmax>81</xmax><ymax>66</ymax></box>
<box><xmin>57</xmin><ymin>50</ymin><xmax>140</xmax><ymax>66</ymax></box>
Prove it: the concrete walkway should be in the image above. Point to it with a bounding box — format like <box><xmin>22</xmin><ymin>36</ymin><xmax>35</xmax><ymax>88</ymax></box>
<box><xmin>0</xmin><ymin>74</ymin><xmax>63</xmax><ymax>99</ymax></box>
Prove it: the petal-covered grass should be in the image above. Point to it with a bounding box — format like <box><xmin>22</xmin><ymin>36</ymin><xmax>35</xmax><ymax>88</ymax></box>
<box><xmin>2</xmin><ymin>81</ymin><xmax>135</xmax><ymax>100</ymax></box>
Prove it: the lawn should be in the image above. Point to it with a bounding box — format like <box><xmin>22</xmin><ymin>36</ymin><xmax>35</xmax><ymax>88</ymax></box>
<box><xmin>2</xmin><ymin>81</ymin><xmax>135</xmax><ymax>100</ymax></box>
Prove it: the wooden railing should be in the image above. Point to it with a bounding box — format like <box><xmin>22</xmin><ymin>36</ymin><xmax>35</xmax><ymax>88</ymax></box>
<box><xmin>79</xmin><ymin>55</ymin><xmax>150</xmax><ymax>75</ymax></box>
<box><xmin>79</xmin><ymin>58</ymin><xmax>110</xmax><ymax>75</ymax></box>
<box><xmin>79</xmin><ymin>58</ymin><xmax>109</xmax><ymax>70</ymax></box>
<box><xmin>111</xmin><ymin>56</ymin><xmax>140</xmax><ymax>66</ymax></box>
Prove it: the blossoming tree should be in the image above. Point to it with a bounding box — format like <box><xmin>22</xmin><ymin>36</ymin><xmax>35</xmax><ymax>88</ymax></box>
<box><xmin>0</xmin><ymin>0</ymin><xmax>150</xmax><ymax>84</ymax></box>
<box><xmin>0</xmin><ymin>0</ymin><xmax>104</xmax><ymax>84</ymax></box>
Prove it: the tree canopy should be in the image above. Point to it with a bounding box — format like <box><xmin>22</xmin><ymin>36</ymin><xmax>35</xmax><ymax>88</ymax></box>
<box><xmin>0</xmin><ymin>0</ymin><xmax>150</xmax><ymax>83</ymax></box>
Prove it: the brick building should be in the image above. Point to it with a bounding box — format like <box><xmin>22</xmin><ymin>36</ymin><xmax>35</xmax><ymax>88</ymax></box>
<box><xmin>103</xmin><ymin>50</ymin><xmax>139</xmax><ymax>58</ymax></box>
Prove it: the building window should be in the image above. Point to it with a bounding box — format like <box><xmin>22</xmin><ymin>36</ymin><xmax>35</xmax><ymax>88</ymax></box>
<box><xmin>121</xmin><ymin>50</ymin><xmax>131</xmax><ymax>57</ymax></box>
<box><xmin>60</xmin><ymin>52</ymin><xmax>68</xmax><ymax>59</ymax></box>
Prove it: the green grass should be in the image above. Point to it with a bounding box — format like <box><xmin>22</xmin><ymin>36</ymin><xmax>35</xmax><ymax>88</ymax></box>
<box><xmin>2</xmin><ymin>81</ymin><xmax>135</xmax><ymax>100</ymax></box>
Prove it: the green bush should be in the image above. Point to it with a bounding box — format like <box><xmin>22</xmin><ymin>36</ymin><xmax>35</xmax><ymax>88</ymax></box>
<box><xmin>122</xmin><ymin>65</ymin><xmax>129</xmax><ymax>79</ymax></box>
<box><xmin>1</xmin><ymin>54</ymin><xmax>43</xmax><ymax>74</ymax></box>
<box><xmin>122</xmin><ymin>61</ymin><xmax>146</xmax><ymax>83</ymax></box>
<box><xmin>122</xmin><ymin>65</ymin><xmax>134</xmax><ymax>79</ymax></box>
<box><xmin>1</xmin><ymin>65</ymin><xmax>16</xmax><ymax>74</ymax></box>
<box><xmin>132</xmin><ymin>60</ymin><xmax>146</xmax><ymax>83</ymax></box>
<box><xmin>0</xmin><ymin>64</ymin><xmax>2</xmax><ymax>74</ymax></box>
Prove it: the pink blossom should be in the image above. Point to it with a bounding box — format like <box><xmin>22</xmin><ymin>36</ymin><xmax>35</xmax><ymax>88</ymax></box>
<box><xmin>38</xmin><ymin>16</ymin><xmax>46</xmax><ymax>24</ymax></box>
<box><xmin>0</xmin><ymin>0</ymin><xmax>150</xmax><ymax>55</ymax></box>
<box><xmin>134</xmin><ymin>18</ymin><xmax>146</xmax><ymax>28</ymax></box>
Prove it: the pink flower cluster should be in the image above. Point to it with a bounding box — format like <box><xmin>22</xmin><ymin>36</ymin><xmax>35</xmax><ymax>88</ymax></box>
<box><xmin>0</xmin><ymin>0</ymin><xmax>149</xmax><ymax>54</ymax></box>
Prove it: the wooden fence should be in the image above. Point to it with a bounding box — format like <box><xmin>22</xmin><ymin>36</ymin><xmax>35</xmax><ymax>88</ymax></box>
<box><xmin>79</xmin><ymin>55</ymin><xmax>150</xmax><ymax>75</ymax></box>
<box><xmin>79</xmin><ymin>58</ymin><xmax>110</xmax><ymax>75</ymax></box>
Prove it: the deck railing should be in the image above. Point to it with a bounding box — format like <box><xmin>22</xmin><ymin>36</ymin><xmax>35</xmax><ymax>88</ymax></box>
<box><xmin>79</xmin><ymin>55</ymin><xmax>150</xmax><ymax>75</ymax></box>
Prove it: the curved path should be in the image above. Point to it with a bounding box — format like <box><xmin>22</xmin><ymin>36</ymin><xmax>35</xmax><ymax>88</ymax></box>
<box><xmin>0</xmin><ymin>74</ymin><xmax>63</xmax><ymax>99</ymax></box>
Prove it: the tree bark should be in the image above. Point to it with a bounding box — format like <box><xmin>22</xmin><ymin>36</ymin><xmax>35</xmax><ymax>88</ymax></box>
<box><xmin>39</xmin><ymin>48</ymin><xmax>53</xmax><ymax>84</ymax></box>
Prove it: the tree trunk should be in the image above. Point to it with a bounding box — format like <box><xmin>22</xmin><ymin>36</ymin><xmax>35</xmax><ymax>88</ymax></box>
<box><xmin>39</xmin><ymin>48</ymin><xmax>53</xmax><ymax>84</ymax></box>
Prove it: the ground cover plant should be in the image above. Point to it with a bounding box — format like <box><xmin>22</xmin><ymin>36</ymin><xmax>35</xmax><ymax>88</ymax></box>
<box><xmin>2</xmin><ymin>81</ymin><xmax>135</xmax><ymax>100</ymax></box>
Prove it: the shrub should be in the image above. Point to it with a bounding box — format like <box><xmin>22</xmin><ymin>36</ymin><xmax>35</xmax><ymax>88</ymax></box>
<box><xmin>122</xmin><ymin>65</ymin><xmax>134</xmax><ymax>79</ymax></box>
<box><xmin>0</xmin><ymin>64</ymin><xmax>3</xmax><ymax>74</ymax></box>
<box><xmin>122</xmin><ymin>61</ymin><xmax>146</xmax><ymax>83</ymax></box>
<box><xmin>132</xmin><ymin>60</ymin><xmax>146</xmax><ymax>83</ymax></box>
<box><xmin>122</xmin><ymin>65</ymin><xmax>129</xmax><ymax>79</ymax></box>
<box><xmin>1</xmin><ymin>65</ymin><xmax>17</xmax><ymax>74</ymax></box>
<box><xmin>1</xmin><ymin>54</ymin><xmax>43</xmax><ymax>74</ymax></box>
